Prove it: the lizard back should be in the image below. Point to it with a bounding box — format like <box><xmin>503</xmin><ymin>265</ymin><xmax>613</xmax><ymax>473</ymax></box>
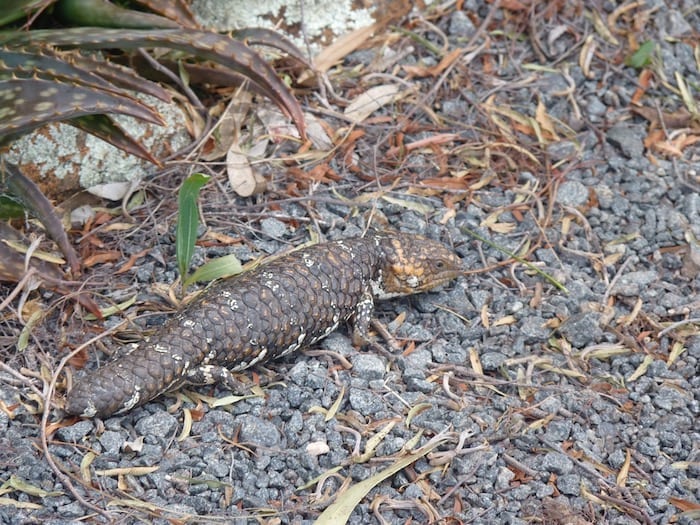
<box><xmin>64</xmin><ymin>232</ymin><xmax>461</xmax><ymax>418</ymax></box>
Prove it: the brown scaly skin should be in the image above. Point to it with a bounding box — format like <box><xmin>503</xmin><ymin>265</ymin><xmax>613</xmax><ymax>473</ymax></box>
<box><xmin>64</xmin><ymin>232</ymin><xmax>462</xmax><ymax>418</ymax></box>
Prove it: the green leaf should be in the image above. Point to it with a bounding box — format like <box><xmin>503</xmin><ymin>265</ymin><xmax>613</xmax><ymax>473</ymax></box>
<box><xmin>55</xmin><ymin>0</ymin><xmax>180</xmax><ymax>29</ymax></box>
<box><xmin>0</xmin><ymin>0</ymin><xmax>51</xmax><ymax>27</ymax></box>
<box><xmin>176</xmin><ymin>173</ymin><xmax>210</xmax><ymax>284</ymax></box>
<box><xmin>0</xmin><ymin>194</ymin><xmax>24</xmax><ymax>219</ymax></box>
<box><xmin>182</xmin><ymin>253</ymin><xmax>243</xmax><ymax>289</ymax></box>
<box><xmin>84</xmin><ymin>294</ymin><xmax>138</xmax><ymax>321</ymax></box>
<box><xmin>625</xmin><ymin>41</ymin><xmax>655</xmax><ymax>69</ymax></box>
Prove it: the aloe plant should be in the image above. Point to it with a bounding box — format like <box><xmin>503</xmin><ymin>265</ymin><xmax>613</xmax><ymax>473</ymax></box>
<box><xmin>0</xmin><ymin>0</ymin><xmax>308</xmax><ymax>291</ymax></box>
<box><xmin>0</xmin><ymin>0</ymin><xmax>307</xmax><ymax>159</ymax></box>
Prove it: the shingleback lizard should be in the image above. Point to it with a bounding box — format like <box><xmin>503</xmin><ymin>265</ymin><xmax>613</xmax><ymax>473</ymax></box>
<box><xmin>65</xmin><ymin>232</ymin><xmax>462</xmax><ymax>418</ymax></box>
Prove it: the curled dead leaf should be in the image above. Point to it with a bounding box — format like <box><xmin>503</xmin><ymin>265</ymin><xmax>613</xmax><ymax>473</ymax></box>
<box><xmin>344</xmin><ymin>84</ymin><xmax>406</xmax><ymax>123</ymax></box>
<box><xmin>227</xmin><ymin>143</ymin><xmax>266</xmax><ymax>197</ymax></box>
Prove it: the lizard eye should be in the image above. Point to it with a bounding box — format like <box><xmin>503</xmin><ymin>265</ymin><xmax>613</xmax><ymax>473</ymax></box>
<box><xmin>435</xmin><ymin>260</ymin><xmax>446</xmax><ymax>270</ymax></box>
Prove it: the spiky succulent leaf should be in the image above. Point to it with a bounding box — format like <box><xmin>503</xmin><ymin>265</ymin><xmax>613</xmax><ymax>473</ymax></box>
<box><xmin>0</xmin><ymin>77</ymin><xmax>164</xmax><ymax>148</ymax></box>
<box><xmin>0</xmin><ymin>46</ymin><xmax>169</xmax><ymax>161</ymax></box>
<box><xmin>233</xmin><ymin>28</ymin><xmax>311</xmax><ymax>67</ymax></box>
<box><xmin>1</xmin><ymin>162</ymin><xmax>81</xmax><ymax>273</ymax></box>
<box><xmin>1</xmin><ymin>46</ymin><xmax>170</xmax><ymax>102</ymax></box>
<box><xmin>55</xmin><ymin>0</ymin><xmax>180</xmax><ymax>29</ymax></box>
<box><xmin>132</xmin><ymin>0</ymin><xmax>199</xmax><ymax>28</ymax></box>
<box><xmin>68</xmin><ymin>114</ymin><xmax>163</xmax><ymax>165</ymax></box>
<box><xmin>1</xmin><ymin>27</ymin><xmax>307</xmax><ymax>138</ymax></box>
<box><xmin>60</xmin><ymin>50</ymin><xmax>172</xmax><ymax>101</ymax></box>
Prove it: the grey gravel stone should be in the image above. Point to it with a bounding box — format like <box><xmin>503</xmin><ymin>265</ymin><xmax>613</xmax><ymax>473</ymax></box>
<box><xmin>448</xmin><ymin>10</ymin><xmax>476</xmax><ymax>37</ymax></box>
<box><xmin>134</xmin><ymin>411</ymin><xmax>178</xmax><ymax>439</ymax></box>
<box><xmin>544</xmin><ymin>420</ymin><xmax>571</xmax><ymax>442</ymax></box>
<box><xmin>606</xmin><ymin>123</ymin><xmax>646</xmax><ymax>159</ymax></box>
<box><xmin>350</xmin><ymin>353</ymin><xmax>385</xmax><ymax>380</ymax></box>
<box><xmin>348</xmin><ymin>388</ymin><xmax>384</xmax><ymax>415</ymax></box>
<box><xmin>541</xmin><ymin>452</ymin><xmax>574</xmax><ymax>475</ymax></box>
<box><xmin>260</xmin><ymin>217</ymin><xmax>289</xmax><ymax>238</ymax></box>
<box><xmin>480</xmin><ymin>351</ymin><xmax>507</xmax><ymax>370</ymax></box>
<box><xmin>555</xmin><ymin>474</ymin><xmax>582</xmax><ymax>496</ymax></box>
<box><xmin>558</xmin><ymin>312</ymin><xmax>603</xmax><ymax>348</ymax></box>
<box><xmin>238</xmin><ymin>414</ymin><xmax>282</xmax><ymax>448</ymax></box>
<box><xmin>495</xmin><ymin>466</ymin><xmax>515</xmax><ymax>489</ymax></box>
<box><xmin>518</xmin><ymin>316</ymin><xmax>551</xmax><ymax>342</ymax></box>
<box><xmin>612</xmin><ymin>270</ymin><xmax>659</xmax><ymax>296</ymax></box>
<box><xmin>556</xmin><ymin>180</ymin><xmax>589</xmax><ymax>207</ymax></box>
<box><xmin>98</xmin><ymin>430</ymin><xmax>124</xmax><ymax>455</ymax></box>
<box><xmin>55</xmin><ymin>420</ymin><xmax>94</xmax><ymax>443</ymax></box>
<box><xmin>659</xmin><ymin>10</ymin><xmax>693</xmax><ymax>37</ymax></box>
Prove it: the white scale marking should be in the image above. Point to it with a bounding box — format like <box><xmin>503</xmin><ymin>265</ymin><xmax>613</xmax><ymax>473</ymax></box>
<box><xmin>244</xmin><ymin>347</ymin><xmax>268</xmax><ymax>368</ymax></box>
<box><xmin>121</xmin><ymin>387</ymin><xmax>141</xmax><ymax>411</ymax></box>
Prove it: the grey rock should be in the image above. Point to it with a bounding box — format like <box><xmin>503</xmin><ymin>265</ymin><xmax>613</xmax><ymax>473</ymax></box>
<box><xmin>351</xmin><ymin>353</ymin><xmax>385</xmax><ymax>380</ymax></box>
<box><xmin>519</xmin><ymin>316</ymin><xmax>551</xmax><ymax>342</ymax></box>
<box><xmin>402</xmin><ymin>348</ymin><xmax>433</xmax><ymax>375</ymax></box>
<box><xmin>348</xmin><ymin>389</ymin><xmax>383</xmax><ymax>416</ymax></box>
<box><xmin>556</xmin><ymin>180</ymin><xmax>589</xmax><ymax>207</ymax></box>
<box><xmin>448</xmin><ymin>10</ymin><xmax>476</xmax><ymax>37</ymax></box>
<box><xmin>495</xmin><ymin>466</ymin><xmax>515</xmax><ymax>489</ymax></box>
<box><xmin>606</xmin><ymin>123</ymin><xmax>645</xmax><ymax>159</ymax></box>
<box><xmin>7</xmin><ymin>94</ymin><xmax>190</xmax><ymax>188</ymax></box>
<box><xmin>468</xmin><ymin>289</ymin><xmax>492</xmax><ymax>310</ymax></box>
<box><xmin>480</xmin><ymin>351</ymin><xmax>507</xmax><ymax>370</ymax></box>
<box><xmin>238</xmin><ymin>414</ymin><xmax>281</xmax><ymax>448</ymax></box>
<box><xmin>544</xmin><ymin>420</ymin><xmax>571</xmax><ymax>442</ymax></box>
<box><xmin>98</xmin><ymin>430</ymin><xmax>124</xmax><ymax>455</ymax></box>
<box><xmin>260</xmin><ymin>217</ymin><xmax>289</xmax><ymax>238</ymax></box>
<box><xmin>612</xmin><ymin>270</ymin><xmax>658</xmax><ymax>296</ymax></box>
<box><xmin>558</xmin><ymin>312</ymin><xmax>603</xmax><ymax>347</ymax></box>
<box><xmin>134</xmin><ymin>411</ymin><xmax>178</xmax><ymax>438</ymax></box>
<box><xmin>595</xmin><ymin>183</ymin><xmax>615</xmax><ymax>209</ymax></box>
<box><xmin>541</xmin><ymin>452</ymin><xmax>574</xmax><ymax>475</ymax></box>
<box><xmin>658</xmin><ymin>10</ymin><xmax>693</xmax><ymax>37</ymax></box>
<box><xmin>608</xmin><ymin>448</ymin><xmax>627</xmax><ymax>469</ymax></box>
<box><xmin>55</xmin><ymin>420</ymin><xmax>94</xmax><ymax>443</ymax></box>
<box><xmin>547</xmin><ymin>140</ymin><xmax>579</xmax><ymax>161</ymax></box>
<box><xmin>287</xmin><ymin>360</ymin><xmax>311</xmax><ymax>386</ymax></box>
<box><xmin>555</xmin><ymin>474</ymin><xmax>582</xmax><ymax>495</ymax></box>
<box><xmin>652</xmin><ymin>386</ymin><xmax>686</xmax><ymax>410</ymax></box>
<box><xmin>584</xmin><ymin>95</ymin><xmax>607</xmax><ymax>118</ymax></box>
<box><xmin>637</xmin><ymin>436</ymin><xmax>660</xmax><ymax>457</ymax></box>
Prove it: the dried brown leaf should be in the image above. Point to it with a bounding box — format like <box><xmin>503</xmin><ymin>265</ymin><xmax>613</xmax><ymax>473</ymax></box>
<box><xmin>344</xmin><ymin>84</ymin><xmax>405</xmax><ymax>123</ymax></box>
<box><xmin>227</xmin><ymin>143</ymin><xmax>265</xmax><ymax>197</ymax></box>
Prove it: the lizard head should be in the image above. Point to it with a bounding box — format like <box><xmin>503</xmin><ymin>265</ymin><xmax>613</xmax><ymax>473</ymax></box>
<box><xmin>373</xmin><ymin>232</ymin><xmax>463</xmax><ymax>299</ymax></box>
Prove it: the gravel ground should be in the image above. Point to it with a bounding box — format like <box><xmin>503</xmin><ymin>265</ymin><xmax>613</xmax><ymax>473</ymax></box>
<box><xmin>1</xmin><ymin>1</ymin><xmax>699</xmax><ymax>524</ymax></box>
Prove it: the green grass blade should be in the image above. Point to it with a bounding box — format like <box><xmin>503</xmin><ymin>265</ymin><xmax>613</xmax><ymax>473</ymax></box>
<box><xmin>176</xmin><ymin>173</ymin><xmax>210</xmax><ymax>284</ymax></box>
<box><xmin>182</xmin><ymin>253</ymin><xmax>243</xmax><ymax>289</ymax></box>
